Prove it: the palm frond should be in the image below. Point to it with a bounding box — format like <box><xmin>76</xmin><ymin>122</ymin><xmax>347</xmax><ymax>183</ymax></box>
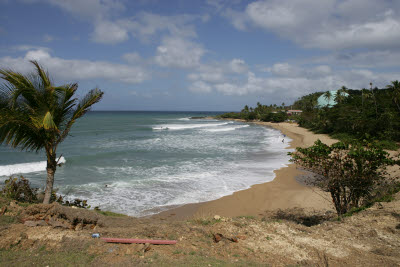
<box><xmin>57</xmin><ymin>88</ymin><xmax>103</xmax><ymax>144</ymax></box>
<box><xmin>1</xmin><ymin>61</ymin><xmax>104</xmax><ymax>152</ymax></box>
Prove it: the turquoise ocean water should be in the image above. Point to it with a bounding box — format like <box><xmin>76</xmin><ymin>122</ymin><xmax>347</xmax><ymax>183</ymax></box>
<box><xmin>0</xmin><ymin>111</ymin><xmax>291</xmax><ymax>216</ymax></box>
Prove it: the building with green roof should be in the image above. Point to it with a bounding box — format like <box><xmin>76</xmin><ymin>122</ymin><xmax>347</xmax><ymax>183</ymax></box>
<box><xmin>317</xmin><ymin>90</ymin><xmax>348</xmax><ymax>108</ymax></box>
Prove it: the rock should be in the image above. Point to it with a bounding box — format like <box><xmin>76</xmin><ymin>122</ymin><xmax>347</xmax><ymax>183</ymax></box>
<box><xmin>48</xmin><ymin>218</ymin><xmax>69</xmax><ymax>229</ymax></box>
<box><xmin>36</xmin><ymin>220</ymin><xmax>48</xmax><ymax>226</ymax></box>
<box><xmin>24</xmin><ymin>220</ymin><xmax>38</xmax><ymax>227</ymax></box>
<box><xmin>213</xmin><ymin>233</ymin><xmax>223</xmax><ymax>243</ymax></box>
<box><xmin>228</xmin><ymin>237</ymin><xmax>238</xmax><ymax>243</ymax></box>
<box><xmin>237</xmin><ymin>235</ymin><xmax>247</xmax><ymax>240</ymax></box>
<box><xmin>214</xmin><ymin>215</ymin><xmax>221</xmax><ymax>220</ymax></box>
<box><xmin>0</xmin><ymin>206</ymin><xmax>7</xmax><ymax>215</ymax></box>
<box><xmin>75</xmin><ymin>223</ymin><xmax>83</xmax><ymax>231</ymax></box>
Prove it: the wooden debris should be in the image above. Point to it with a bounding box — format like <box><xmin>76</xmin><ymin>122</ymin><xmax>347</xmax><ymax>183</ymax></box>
<box><xmin>101</xmin><ymin>238</ymin><xmax>177</xmax><ymax>245</ymax></box>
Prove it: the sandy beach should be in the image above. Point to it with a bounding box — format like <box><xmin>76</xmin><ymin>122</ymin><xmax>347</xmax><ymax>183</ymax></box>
<box><xmin>155</xmin><ymin>121</ymin><xmax>339</xmax><ymax>220</ymax></box>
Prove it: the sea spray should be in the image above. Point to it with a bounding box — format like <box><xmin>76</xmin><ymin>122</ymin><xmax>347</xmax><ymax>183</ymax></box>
<box><xmin>0</xmin><ymin>111</ymin><xmax>291</xmax><ymax>216</ymax></box>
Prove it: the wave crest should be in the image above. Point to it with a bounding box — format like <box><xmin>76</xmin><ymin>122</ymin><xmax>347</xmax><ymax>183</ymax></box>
<box><xmin>0</xmin><ymin>157</ymin><xmax>66</xmax><ymax>176</ymax></box>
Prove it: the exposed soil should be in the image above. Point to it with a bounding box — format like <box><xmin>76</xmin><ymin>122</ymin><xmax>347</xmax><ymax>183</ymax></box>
<box><xmin>1</xmin><ymin>192</ymin><xmax>400</xmax><ymax>266</ymax></box>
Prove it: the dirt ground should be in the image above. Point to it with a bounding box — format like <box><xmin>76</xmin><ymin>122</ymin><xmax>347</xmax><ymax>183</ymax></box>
<box><xmin>1</xmin><ymin>192</ymin><xmax>400</xmax><ymax>267</ymax></box>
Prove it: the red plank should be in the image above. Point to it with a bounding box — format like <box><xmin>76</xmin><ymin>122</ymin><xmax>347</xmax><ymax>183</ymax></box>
<box><xmin>101</xmin><ymin>237</ymin><xmax>177</xmax><ymax>245</ymax></box>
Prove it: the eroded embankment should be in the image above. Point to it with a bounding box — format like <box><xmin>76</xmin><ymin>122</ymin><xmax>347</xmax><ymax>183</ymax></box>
<box><xmin>1</xmin><ymin>194</ymin><xmax>400</xmax><ymax>266</ymax></box>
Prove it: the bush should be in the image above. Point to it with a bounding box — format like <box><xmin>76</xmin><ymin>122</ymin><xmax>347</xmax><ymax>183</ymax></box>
<box><xmin>56</xmin><ymin>195</ymin><xmax>91</xmax><ymax>209</ymax></box>
<box><xmin>2</xmin><ymin>176</ymin><xmax>38</xmax><ymax>203</ymax></box>
<box><xmin>290</xmin><ymin>140</ymin><xmax>397</xmax><ymax>215</ymax></box>
<box><xmin>260</xmin><ymin>112</ymin><xmax>288</xmax><ymax>122</ymax></box>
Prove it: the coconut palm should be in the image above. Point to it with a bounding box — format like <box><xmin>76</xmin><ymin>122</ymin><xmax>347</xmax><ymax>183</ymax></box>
<box><xmin>324</xmin><ymin>91</ymin><xmax>332</xmax><ymax>106</ymax></box>
<box><xmin>386</xmin><ymin>80</ymin><xmax>400</xmax><ymax>112</ymax></box>
<box><xmin>335</xmin><ymin>87</ymin><xmax>348</xmax><ymax>104</ymax></box>
<box><xmin>0</xmin><ymin>61</ymin><xmax>104</xmax><ymax>204</ymax></box>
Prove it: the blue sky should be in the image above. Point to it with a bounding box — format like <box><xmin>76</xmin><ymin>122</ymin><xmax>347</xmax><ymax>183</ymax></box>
<box><xmin>1</xmin><ymin>0</ymin><xmax>400</xmax><ymax>111</ymax></box>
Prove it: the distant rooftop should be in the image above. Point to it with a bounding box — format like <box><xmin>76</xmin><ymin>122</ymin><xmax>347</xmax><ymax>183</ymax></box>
<box><xmin>317</xmin><ymin>90</ymin><xmax>348</xmax><ymax>108</ymax></box>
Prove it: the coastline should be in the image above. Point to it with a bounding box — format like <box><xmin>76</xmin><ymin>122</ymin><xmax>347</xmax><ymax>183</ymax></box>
<box><xmin>153</xmin><ymin>121</ymin><xmax>339</xmax><ymax>220</ymax></box>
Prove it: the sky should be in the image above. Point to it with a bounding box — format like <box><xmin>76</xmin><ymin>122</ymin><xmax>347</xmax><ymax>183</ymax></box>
<box><xmin>0</xmin><ymin>0</ymin><xmax>400</xmax><ymax>111</ymax></box>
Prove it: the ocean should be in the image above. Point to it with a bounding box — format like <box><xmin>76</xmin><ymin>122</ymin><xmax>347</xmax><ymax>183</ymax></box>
<box><xmin>0</xmin><ymin>111</ymin><xmax>292</xmax><ymax>216</ymax></box>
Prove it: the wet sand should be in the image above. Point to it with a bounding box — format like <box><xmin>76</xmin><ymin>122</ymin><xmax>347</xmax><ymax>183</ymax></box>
<box><xmin>154</xmin><ymin>121</ymin><xmax>338</xmax><ymax>220</ymax></box>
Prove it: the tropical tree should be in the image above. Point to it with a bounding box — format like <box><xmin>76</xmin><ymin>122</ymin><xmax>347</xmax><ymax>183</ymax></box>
<box><xmin>324</xmin><ymin>91</ymin><xmax>332</xmax><ymax>106</ymax></box>
<box><xmin>290</xmin><ymin>140</ymin><xmax>395</xmax><ymax>215</ymax></box>
<box><xmin>335</xmin><ymin>89</ymin><xmax>345</xmax><ymax>104</ymax></box>
<box><xmin>386</xmin><ymin>80</ymin><xmax>400</xmax><ymax>112</ymax></box>
<box><xmin>0</xmin><ymin>61</ymin><xmax>104</xmax><ymax>204</ymax></box>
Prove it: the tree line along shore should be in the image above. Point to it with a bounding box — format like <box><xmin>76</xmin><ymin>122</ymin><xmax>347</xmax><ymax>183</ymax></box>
<box><xmin>217</xmin><ymin>82</ymin><xmax>400</xmax><ymax>150</ymax></box>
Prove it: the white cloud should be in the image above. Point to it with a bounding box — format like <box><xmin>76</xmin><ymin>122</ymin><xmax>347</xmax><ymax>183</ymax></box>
<box><xmin>91</xmin><ymin>20</ymin><xmax>128</xmax><ymax>44</ymax></box>
<box><xmin>123</xmin><ymin>12</ymin><xmax>198</xmax><ymax>42</ymax></box>
<box><xmin>229</xmin><ymin>59</ymin><xmax>248</xmax><ymax>73</ymax></box>
<box><xmin>188</xmin><ymin>58</ymin><xmax>249</xmax><ymax>85</ymax></box>
<box><xmin>188</xmin><ymin>64</ymin><xmax>225</xmax><ymax>83</ymax></box>
<box><xmin>122</xmin><ymin>52</ymin><xmax>143</xmax><ymax>64</ymax></box>
<box><xmin>10</xmin><ymin>45</ymin><xmax>51</xmax><ymax>52</ymax></box>
<box><xmin>314</xmin><ymin>50</ymin><xmax>400</xmax><ymax>68</ymax></box>
<box><xmin>224</xmin><ymin>0</ymin><xmax>400</xmax><ymax>51</ymax></box>
<box><xmin>45</xmin><ymin>0</ymin><xmax>125</xmax><ymax>21</ymax></box>
<box><xmin>307</xmin><ymin>17</ymin><xmax>400</xmax><ymax>50</ymax></box>
<box><xmin>26</xmin><ymin>1</ymin><xmax>200</xmax><ymax>45</ymax></box>
<box><xmin>269</xmin><ymin>63</ymin><xmax>301</xmax><ymax>77</ymax></box>
<box><xmin>188</xmin><ymin>60</ymin><xmax>398</xmax><ymax>100</ymax></box>
<box><xmin>189</xmin><ymin>80</ymin><xmax>212</xmax><ymax>93</ymax></box>
<box><xmin>222</xmin><ymin>8</ymin><xmax>248</xmax><ymax>30</ymax></box>
<box><xmin>0</xmin><ymin>49</ymin><xmax>149</xmax><ymax>84</ymax></box>
<box><xmin>155</xmin><ymin>37</ymin><xmax>205</xmax><ymax>68</ymax></box>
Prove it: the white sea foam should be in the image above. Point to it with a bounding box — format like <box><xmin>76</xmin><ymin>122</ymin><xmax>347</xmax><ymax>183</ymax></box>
<box><xmin>204</xmin><ymin>124</ymin><xmax>249</xmax><ymax>132</ymax></box>
<box><xmin>152</xmin><ymin>122</ymin><xmax>229</xmax><ymax>130</ymax></box>
<box><xmin>0</xmin><ymin>157</ymin><xmax>66</xmax><ymax>176</ymax></box>
<box><xmin>178</xmin><ymin>117</ymin><xmax>190</xmax><ymax>121</ymax></box>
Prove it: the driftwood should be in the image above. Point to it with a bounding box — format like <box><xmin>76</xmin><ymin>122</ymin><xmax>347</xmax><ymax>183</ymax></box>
<box><xmin>101</xmin><ymin>237</ymin><xmax>177</xmax><ymax>245</ymax></box>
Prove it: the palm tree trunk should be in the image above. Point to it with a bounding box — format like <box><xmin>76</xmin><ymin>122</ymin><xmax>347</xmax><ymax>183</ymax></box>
<box><xmin>43</xmin><ymin>152</ymin><xmax>57</xmax><ymax>204</ymax></box>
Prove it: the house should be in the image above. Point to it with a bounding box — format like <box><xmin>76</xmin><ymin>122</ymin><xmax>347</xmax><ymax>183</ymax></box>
<box><xmin>286</xmin><ymin>110</ymin><xmax>303</xmax><ymax>115</ymax></box>
<box><xmin>317</xmin><ymin>90</ymin><xmax>349</xmax><ymax>108</ymax></box>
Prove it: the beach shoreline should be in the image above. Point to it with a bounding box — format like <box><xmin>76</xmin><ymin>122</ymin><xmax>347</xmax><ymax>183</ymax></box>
<box><xmin>153</xmin><ymin>120</ymin><xmax>339</xmax><ymax>220</ymax></box>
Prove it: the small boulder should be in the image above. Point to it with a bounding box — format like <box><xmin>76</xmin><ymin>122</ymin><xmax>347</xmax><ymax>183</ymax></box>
<box><xmin>48</xmin><ymin>218</ymin><xmax>69</xmax><ymax>229</ymax></box>
<box><xmin>36</xmin><ymin>220</ymin><xmax>48</xmax><ymax>226</ymax></box>
<box><xmin>24</xmin><ymin>220</ymin><xmax>38</xmax><ymax>227</ymax></box>
<box><xmin>75</xmin><ymin>223</ymin><xmax>83</xmax><ymax>231</ymax></box>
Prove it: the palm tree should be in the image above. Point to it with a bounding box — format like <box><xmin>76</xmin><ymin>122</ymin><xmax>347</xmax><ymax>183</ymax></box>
<box><xmin>335</xmin><ymin>87</ymin><xmax>348</xmax><ymax>104</ymax></box>
<box><xmin>361</xmin><ymin>88</ymin><xmax>370</xmax><ymax>110</ymax></box>
<box><xmin>386</xmin><ymin>80</ymin><xmax>400</xmax><ymax>112</ymax></box>
<box><xmin>0</xmin><ymin>61</ymin><xmax>104</xmax><ymax>204</ymax></box>
<box><xmin>324</xmin><ymin>91</ymin><xmax>332</xmax><ymax>107</ymax></box>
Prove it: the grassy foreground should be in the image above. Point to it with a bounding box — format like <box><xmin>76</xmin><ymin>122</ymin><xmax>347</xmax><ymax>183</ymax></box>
<box><xmin>1</xmin><ymin>194</ymin><xmax>400</xmax><ymax>266</ymax></box>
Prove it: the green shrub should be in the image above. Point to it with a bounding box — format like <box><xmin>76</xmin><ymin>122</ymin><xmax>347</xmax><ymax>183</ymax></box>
<box><xmin>290</xmin><ymin>140</ymin><xmax>397</xmax><ymax>215</ymax></box>
<box><xmin>2</xmin><ymin>176</ymin><xmax>38</xmax><ymax>203</ymax></box>
<box><xmin>260</xmin><ymin>112</ymin><xmax>288</xmax><ymax>122</ymax></box>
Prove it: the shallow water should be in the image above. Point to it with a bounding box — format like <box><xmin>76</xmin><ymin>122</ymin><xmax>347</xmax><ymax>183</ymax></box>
<box><xmin>0</xmin><ymin>111</ymin><xmax>291</xmax><ymax>216</ymax></box>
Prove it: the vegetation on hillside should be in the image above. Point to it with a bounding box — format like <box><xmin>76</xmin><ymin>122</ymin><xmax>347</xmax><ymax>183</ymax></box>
<box><xmin>218</xmin><ymin>81</ymin><xmax>400</xmax><ymax>148</ymax></box>
<box><xmin>295</xmin><ymin>85</ymin><xmax>400</xmax><ymax>147</ymax></box>
<box><xmin>217</xmin><ymin>102</ymin><xmax>289</xmax><ymax>122</ymax></box>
